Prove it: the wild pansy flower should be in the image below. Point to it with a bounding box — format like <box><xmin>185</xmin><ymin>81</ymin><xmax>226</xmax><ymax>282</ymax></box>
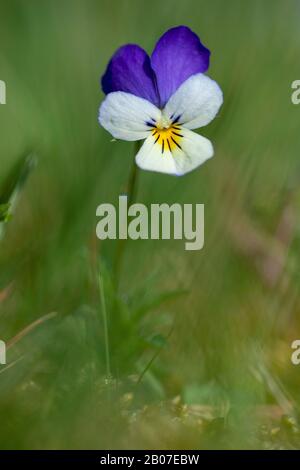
<box><xmin>99</xmin><ymin>26</ymin><xmax>223</xmax><ymax>176</ymax></box>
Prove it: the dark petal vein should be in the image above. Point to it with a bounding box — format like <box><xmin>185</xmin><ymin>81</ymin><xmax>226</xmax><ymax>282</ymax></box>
<box><xmin>171</xmin><ymin>137</ymin><xmax>182</xmax><ymax>150</ymax></box>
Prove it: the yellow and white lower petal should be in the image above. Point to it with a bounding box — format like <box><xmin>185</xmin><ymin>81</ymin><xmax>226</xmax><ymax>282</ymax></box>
<box><xmin>135</xmin><ymin>125</ymin><xmax>213</xmax><ymax>176</ymax></box>
<box><xmin>99</xmin><ymin>91</ymin><xmax>162</xmax><ymax>141</ymax></box>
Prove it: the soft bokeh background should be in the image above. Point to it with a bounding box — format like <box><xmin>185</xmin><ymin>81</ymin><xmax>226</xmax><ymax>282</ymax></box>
<box><xmin>1</xmin><ymin>0</ymin><xmax>300</xmax><ymax>449</ymax></box>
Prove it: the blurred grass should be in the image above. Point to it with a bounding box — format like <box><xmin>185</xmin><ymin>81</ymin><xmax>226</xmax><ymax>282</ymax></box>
<box><xmin>1</xmin><ymin>0</ymin><xmax>300</xmax><ymax>449</ymax></box>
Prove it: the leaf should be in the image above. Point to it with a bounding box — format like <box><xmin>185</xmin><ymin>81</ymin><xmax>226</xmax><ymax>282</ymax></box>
<box><xmin>0</xmin><ymin>203</ymin><xmax>11</xmax><ymax>222</ymax></box>
<box><xmin>0</xmin><ymin>151</ymin><xmax>37</xmax><ymax>204</ymax></box>
<box><xmin>0</xmin><ymin>151</ymin><xmax>37</xmax><ymax>239</ymax></box>
<box><xmin>132</xmin><ymin>288</ymin><xmax>187</xmax><ymax>321</ymax></box>
<box><xmin>146</xmin><ymin>333</ymin><xmax>168</xmax><ymax>349</ymax></box>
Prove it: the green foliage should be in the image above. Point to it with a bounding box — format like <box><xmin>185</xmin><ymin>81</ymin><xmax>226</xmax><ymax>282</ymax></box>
<box><xmin>0</xmin><ymin>0</ymin><xmax>300</xmax><ymax>450</ymax></box>
<box><xmin>0</xmin><ymin>203</ymin><xmax>10</xmax><ymax>223</ymax></box>
<box><xmin>0</xmin><ymin>152</ymin><xmax>36</xmax><ymax>239</ymax></box>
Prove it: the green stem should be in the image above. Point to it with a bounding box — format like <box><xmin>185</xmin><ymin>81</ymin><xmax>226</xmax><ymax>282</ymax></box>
<box><xmin>136</xmin><ymin>327</ymin><xmax>174</xmax><ymax>385</ymax></box>
<box><xmin>114</xmin><ymin>141</ymin><xmax>140</xmax><ymax>287</ymax></box>
<box><xmin>127</xmin><ymin>147</ymin><xmax>140</xmax><ymax>207</ymax></box>
<box><xmin>99</xmin><ymin>270</ymin><xmax>111</xmax><ymax>378</ymax></box>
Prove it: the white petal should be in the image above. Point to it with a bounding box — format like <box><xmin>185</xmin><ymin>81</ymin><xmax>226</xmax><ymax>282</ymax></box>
<box><xmin>135</xmin><ymin>134</ymin><xmax>177</xmax><ymax>175</ymax></box>
<box><xmin>99</xmin><ymin>91</ymin><xmax>161</xmax><ymax>141</ymax></box>
<box><xmin>135</xmin><ymin>127</ymin><xmax>213</xmax><ymax>176</ymax></box>
<box><xmin>163</xmin><ymin>73</ymin><xmax>223</xmax><ymax>130</ymax></box>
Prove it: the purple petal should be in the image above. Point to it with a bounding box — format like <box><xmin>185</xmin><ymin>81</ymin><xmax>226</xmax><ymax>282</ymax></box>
<box><xmin>101</xmin><ymin>44</ymin><xmax>159</xmax><ymax>106</ymax></box>
<box><xmin>151</xmin><ymin>26</ymin><xmax>210</xmax><ymax>107</ymax></box>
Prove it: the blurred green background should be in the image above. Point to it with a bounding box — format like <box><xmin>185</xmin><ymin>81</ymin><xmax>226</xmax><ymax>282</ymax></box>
<box><xmin>1</xmin><ymin>0</ymin><xmax>300</xmax><ymax>450</ymax></box>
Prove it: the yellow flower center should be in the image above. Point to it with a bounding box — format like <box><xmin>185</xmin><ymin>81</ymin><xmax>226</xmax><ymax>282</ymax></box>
<box><xmin>152</xmin><ymin>123</ymin><xmax>183</xmax><ymax>154</ymax></box>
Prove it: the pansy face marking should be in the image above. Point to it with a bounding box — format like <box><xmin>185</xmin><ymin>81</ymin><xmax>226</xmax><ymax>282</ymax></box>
<box><xmin>148</xmin><ymin>114</ymin><xmax>183</xmax><ymax>154</ymax></box>
<box><xmin>99</xmin><ymin>26</ymin><xmax>223</xmax><ymax>176</ymax></box>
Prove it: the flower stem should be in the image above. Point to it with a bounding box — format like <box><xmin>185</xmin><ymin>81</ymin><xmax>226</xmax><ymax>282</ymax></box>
<box><xmin>99</xmin><ymin>269</ymin><xmax>111</xmax><ymax>379</ymax></box>
<box><xmin>114</xmin><ymin>141</ymin><xmax>140</xmax><ymax>287</ymax></box>
<box><xmin>127</xmin><ymin>143</ymin><xmax>140</xmax><ymax>207</ymax></box>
